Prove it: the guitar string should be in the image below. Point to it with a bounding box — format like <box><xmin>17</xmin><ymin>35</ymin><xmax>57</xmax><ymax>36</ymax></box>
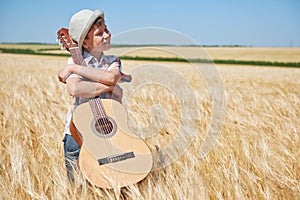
<box><xmin>89</xmin><ymin>99</ymin><xmax>113</xmax><ymax>154</ymax></box>
<box><xmin>95</xmin><ymin>98</ymin><xmax>115</xmax><ymax>155</ymax></box>
<box><xmin>72</xmin><ymin>45</ymin><xmax>121</xmax><ymax>157</ymax></box>
<box><xmin>92</xmin><ymin>99</ymin><xmax>108</xmax><ymax>134</ymax></box>
<box><xmin>96</xmin><ymin>98</ymin><xmax>113</xmax><ymax>131</ymax></box>
<box><xmin>96</xmin><ymin>95</ymin><xmax>122</xmax><ymax>157</ymax></box>
<box><xmin>95</xmin><ymin>98</ymin><xmax>114</xmax><ymax>138</ymax></box>
<box><xmin>96</xmin><ymin>98</ymin><xmax>115</xmax><ymax>155</ymax></box>
<box><xmin>71</xmin><ymin>47</ymin><xmax>113</xmax><ymax>154</ymax></box>
<box><xmin>80</xmin><ymin>51</ymin><xmax>115</xmax><ymax>155</ymax></box>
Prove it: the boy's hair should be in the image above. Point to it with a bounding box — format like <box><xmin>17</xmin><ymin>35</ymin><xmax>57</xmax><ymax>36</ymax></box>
<box><xmin>93</xmin><ymin>17</ymin><xmax>104</xmax><ymax>26</ymax></box>
<box><xmin>85</xmin><ymin>17</ymin><xmax>105</xmax><ymax>40</ymax></box>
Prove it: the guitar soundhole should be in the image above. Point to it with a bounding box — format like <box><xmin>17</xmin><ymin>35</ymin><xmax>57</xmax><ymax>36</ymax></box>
<box><xmin>94</xmin><ymin>117</ymin><xmax>114</xmax><ymax>135</ymax></box>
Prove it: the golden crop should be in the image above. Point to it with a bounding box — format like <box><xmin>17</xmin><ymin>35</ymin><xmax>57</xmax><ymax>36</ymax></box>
<box><xmin>0</xmin><ymin>53</ymin><xmax>299</xmax><ymax>199</ymax></box>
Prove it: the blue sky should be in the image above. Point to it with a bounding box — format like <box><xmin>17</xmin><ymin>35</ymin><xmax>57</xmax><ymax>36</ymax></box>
<box><xmin>0</xmin><ymin>0</ymin><xmax>299</xmax><ymax>47</ymax></box>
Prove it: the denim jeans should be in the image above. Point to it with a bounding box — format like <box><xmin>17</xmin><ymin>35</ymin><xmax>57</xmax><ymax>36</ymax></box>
<box><xmin>62</xmin><ymin>134</ymin><xmax>80</xmax><ymax>183</ymax></box>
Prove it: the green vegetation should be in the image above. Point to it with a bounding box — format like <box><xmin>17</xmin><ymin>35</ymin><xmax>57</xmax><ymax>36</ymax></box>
<box><xmin>119</xmin><ymin>56</ymin><xmax>300</xmax><ymax>67</ymax></box>
<box><xmin>0</xmin><ymin>44</ymin><xmax>299</xmax><ymax>68</ymax></box>
<box><xmin>0</xmin><ymin>43</ymin><xmax>58</xmax><ymax>51</ymax></box>
<box><xmin>0</xmin><ymin>48</ymin><xmax>69</xmax><ymax>57</ymax></box>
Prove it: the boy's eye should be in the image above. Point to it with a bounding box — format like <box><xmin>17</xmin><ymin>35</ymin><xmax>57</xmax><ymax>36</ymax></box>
<box><xmin>96</xmin><ymin>31</ymin><xmax>103</xmax><ymax>36</ymax></box>
<box><xmin>104</xmin><ymin>25</ymin><xmax>110</xmax><ymax>33</ymax></box>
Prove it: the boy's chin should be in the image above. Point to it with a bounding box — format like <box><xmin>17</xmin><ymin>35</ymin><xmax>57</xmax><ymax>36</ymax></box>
<box><xmin>103</xmin><ymin>44</ymin><xmax>111</xmax><ymax>51</ymax></box>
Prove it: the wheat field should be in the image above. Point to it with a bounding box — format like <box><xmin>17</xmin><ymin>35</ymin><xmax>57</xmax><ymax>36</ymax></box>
<box><xmin>0</xmin><ymin>53</ymin><xmax>299</xmax><ymax>199</ymax></box>
<box><xmin>107</xmin><ymin>46</ymin><xmax>300</xmax><ymax>62</ymax></box>
<box><xmin>2</xmin><ymin>43</ymin><xmax>299</xmax><ymax>63</ymax></box>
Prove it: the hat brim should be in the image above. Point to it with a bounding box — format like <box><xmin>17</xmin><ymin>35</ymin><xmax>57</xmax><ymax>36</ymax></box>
<box><xmin>78</xmin><ymin>10</ymin><xmax>104</xmax><ymax>51</ymax></box>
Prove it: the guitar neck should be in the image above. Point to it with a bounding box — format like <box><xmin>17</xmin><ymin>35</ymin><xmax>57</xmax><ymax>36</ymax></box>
<box><xmin>70</xmin><ymin>47</ymin><xmax>87</xmax><ymax>66</ymax></box>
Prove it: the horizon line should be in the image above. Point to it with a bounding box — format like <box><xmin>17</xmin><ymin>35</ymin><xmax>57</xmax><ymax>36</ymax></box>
<box><xmin>1</xmin><ymin>42</ymin><xmax>300</xmax><ymax>48</ymax></box>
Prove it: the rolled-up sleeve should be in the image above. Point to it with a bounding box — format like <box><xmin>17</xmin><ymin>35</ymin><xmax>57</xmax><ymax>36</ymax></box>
<box><xmin>66</xmin><ymin>57</ymin><xmax>83</xmax><ymax>81</ymax></box>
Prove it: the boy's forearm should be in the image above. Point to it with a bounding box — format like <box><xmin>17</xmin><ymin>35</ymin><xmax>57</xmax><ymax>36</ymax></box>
<box><xmin>74</xmin><ymin>65</ymin><xmax>121</xmax><ymax>85</ymax></box>
<box><xmin>66</xmin><ymin>78</ymin><xmax>114</xmax><ymax>98</ymax></box>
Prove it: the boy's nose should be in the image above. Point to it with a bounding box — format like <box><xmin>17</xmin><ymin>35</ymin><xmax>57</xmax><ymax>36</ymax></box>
<box><xmin>104</xmin><ymin>31</ymin><xmax>111</xmax><ymax>39</ymax></box>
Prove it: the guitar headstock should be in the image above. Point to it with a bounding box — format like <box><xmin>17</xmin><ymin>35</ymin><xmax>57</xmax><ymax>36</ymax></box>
<box><xmin>57</xmin><ymin>28</ymin><xmax>78</xmax><ymax>51</ymax></box>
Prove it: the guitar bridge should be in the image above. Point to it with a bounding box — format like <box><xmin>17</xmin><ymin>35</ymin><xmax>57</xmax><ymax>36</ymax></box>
<box><xmin>98</xmin><ymin>152</ymin><xmax>135</xmax><ymax>165</ymax></box>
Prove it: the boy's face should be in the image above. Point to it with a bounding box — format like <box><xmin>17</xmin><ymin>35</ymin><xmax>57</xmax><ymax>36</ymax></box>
<box><xmin>82</xmin><ymin>21</ymin><xmax>111</xmax><ymax>53</ymax></box>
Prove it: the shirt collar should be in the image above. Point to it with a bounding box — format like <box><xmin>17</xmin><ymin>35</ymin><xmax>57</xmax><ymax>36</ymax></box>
<box><xmin>82</xmin><ymin>49</ymin><xmax>105</xmax><ymax>65</ymax></box>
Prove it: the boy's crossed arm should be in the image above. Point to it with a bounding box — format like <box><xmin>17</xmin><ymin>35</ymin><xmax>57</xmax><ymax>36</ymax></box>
<box><xmin>58</xmin><ymin>63</ymin><xmax>121</xmax><ymax>85</ymax></box>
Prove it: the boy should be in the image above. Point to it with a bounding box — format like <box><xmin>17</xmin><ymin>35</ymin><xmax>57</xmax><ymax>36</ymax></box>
<box><xmin>58</xmin><ymin>9</ymin><xmax>127</xmax><ymax>182</ymax></box>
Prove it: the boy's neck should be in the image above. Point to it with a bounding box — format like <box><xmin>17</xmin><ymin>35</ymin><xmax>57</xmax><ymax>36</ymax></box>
<box><xmin>94</xmin><ymin>52</ymin><xmax>104</xmax><ymax>62</ymax></box>
<box><xmin>86</xmin><ymin>49</ymin><xmax>103</xmax><ymax>62</ymax></box>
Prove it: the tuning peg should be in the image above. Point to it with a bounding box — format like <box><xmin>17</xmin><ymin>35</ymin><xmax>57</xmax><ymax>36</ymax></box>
<box><xmin>60</xmin><ymin>45</ymin><xmax>66</xmax><ymax>50</ymax></box>
<box><xmin>56</xmin><ymin>39</ymin><xmax>66</xmax><ymax>50</ymax></box>
<box><xmin>57</xmin><ymin>39</ymin><xmax>62</xmax><ymax>45</ymax></box>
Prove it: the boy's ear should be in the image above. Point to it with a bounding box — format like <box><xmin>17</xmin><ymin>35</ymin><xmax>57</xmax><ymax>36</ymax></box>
<box><xmin>82</xmin><ymin>40</ymin><xmax>88</xmax><ymax>50</ymax></box>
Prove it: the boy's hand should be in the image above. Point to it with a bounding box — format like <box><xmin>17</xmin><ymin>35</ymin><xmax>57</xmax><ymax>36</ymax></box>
<box><xmin>110</xmin><ymin>85</ymin><xmax>123</xmax><ymax>103</ymax></box>
<box><xmin>120</xmin><ymin>73</ymin><xmax>132</xmax><ymax>82</ymax></box>
<box><xmin>58</xmin><ymin>64</ymin><xmax>78</xmax><ymax>83</ymax></box>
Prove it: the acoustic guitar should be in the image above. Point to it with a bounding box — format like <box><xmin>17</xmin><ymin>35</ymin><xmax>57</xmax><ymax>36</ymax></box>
<box><xmin>57</xmin><ymin>28</ymin><xmax>153</xmax><ymax>188</ymax></box>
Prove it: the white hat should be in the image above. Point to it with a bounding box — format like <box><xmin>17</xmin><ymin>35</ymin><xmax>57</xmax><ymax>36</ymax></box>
<box><xmin>69</xmin><ymin>9</ymin><xmax>104</xmax><ymax>51</ymax></box>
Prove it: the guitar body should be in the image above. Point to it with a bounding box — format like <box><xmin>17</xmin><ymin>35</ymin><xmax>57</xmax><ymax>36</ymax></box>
<box><xmin>72</xmin><ymin>99</ymin><xmax>153</xmax><ymax>188</ymax></box>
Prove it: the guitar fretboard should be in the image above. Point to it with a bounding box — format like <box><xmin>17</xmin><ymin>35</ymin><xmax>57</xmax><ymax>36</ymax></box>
<box><xmin>69</xmin><ymin>45</ymin><xmax>110</xmax><ymax>127</ymax></box>
<box><xmin>89</xmin><ymin>98</ymin><xmax>108</xmax><ymax>119</ymax></box>
<box><xmin>70</xmin><ymin>47</ymin><xmax>87</xmax><ymax>66</ymax></box>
